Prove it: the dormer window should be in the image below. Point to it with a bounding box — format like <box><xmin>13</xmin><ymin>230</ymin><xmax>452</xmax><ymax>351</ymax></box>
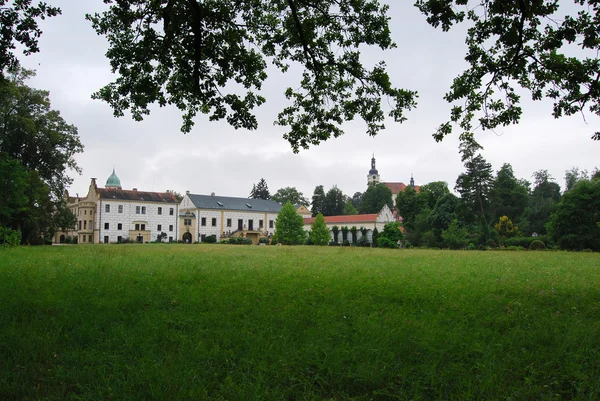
<box><xmin>216</xmin><ymin>201</ymin><xmax>223</xmax><ymax>207</ymax></box>
<box><xmin>245</xmin><ymin>203</ymin><xmax>252</xmax><ymax>208</ymax></box>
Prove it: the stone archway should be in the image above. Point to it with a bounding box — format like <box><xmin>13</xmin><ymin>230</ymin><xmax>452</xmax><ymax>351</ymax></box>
<box><xmin>59</xmin><ymin>234</ymin><xmax>65</xmax><ymax>243</ymax></box>
<box><xmin>182</xmin><ymin>232</ymin><xmax>192</xmax><ymax>244</ymax></box>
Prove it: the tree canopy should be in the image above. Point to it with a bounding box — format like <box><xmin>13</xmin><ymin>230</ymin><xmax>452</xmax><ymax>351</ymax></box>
<box><xmin>85</xmin><ymin>0</ymin><xmax>416</xmax><ymax>151</ymax></box>
<box><xmin>0</xmin><ymin>68</ymin><xmax>82</xmax><ymax>243</ymax></box>
<box><xmin>0</xmin><ymin>1</ymin><xmax>61</xmax><ymax>76</ymax></box>
<box><xmin>272</xmin><ymin>186</ymin><xmax>309</xmax><ymax>207</ymax></box>
<box><xmin>417</xmin><ymin>0</ymin><xmax>600</xmax><ymax>143</ymax></box>
<box><xmin>359</xmin><ymin>183</ymin><xmax>392</xmax><ymax>214</ymax></box>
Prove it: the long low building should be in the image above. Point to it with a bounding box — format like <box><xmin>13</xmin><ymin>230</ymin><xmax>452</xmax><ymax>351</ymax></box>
<box><xmin>178</xmin><ymin>192</ymin><xmax>283</xmax><ymax>244</ymax></box>
<box><xmin>303</xmin><ymin>204</ymin><xmax>396</xmax><ymax>243</ymax></box>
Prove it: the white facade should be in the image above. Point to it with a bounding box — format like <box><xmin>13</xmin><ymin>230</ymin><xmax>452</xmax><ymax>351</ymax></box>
<box><xmin>178</xmin><ymin>194</ymin><xmax>281</xmax><ymax>243</ymax></box>
<box><xmin>96</xmin><ymin>199</ymin><xmax>178</xmax><ymax>243</ymax></box>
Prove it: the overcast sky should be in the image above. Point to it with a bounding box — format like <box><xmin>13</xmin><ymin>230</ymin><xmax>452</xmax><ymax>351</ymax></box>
<box><xmin>20</xmin><ymin>0</ymin><xmax>599</xmax><ymax>201</ymax></box>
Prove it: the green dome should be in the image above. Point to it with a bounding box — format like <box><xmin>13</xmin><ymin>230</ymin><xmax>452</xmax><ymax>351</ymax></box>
<box><xmin>105</xmin><ymin>169</ymin><xmax>122</xmax><ymax>189</ymax></box>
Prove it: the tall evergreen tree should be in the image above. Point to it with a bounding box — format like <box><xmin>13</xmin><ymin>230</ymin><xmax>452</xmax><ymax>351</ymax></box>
<box><xmin>311</xmin><ymin>185</ymin><xmax>326</xmax><ymax>217</ymax></box>
<box><xmin>309</xmin><ymin>213</ymin><xmax>331</xmax><ymax>245</ymax></box>
<box><xmin>455</xmin><ymin>151</ymin><xmax>493</xmax><ymax>227</ymax></box>
<box><xmin>522</xmin><ymin>170</ymin><xmax>561</xmax><ymax>235</ymax></box>
<box><xmin>323</xmin><ymin>186</ymin><xmax>345</xmax><ymax>216</ymax></box>
<box><xmin>249</xmin><ymin>178</ymin><xmax>270</xmax><ymax>199</ymax></box>
<box><xmin>490</xmin><ymin>163</ymin><xmax>530</xmax><ymax>222</ymax></box>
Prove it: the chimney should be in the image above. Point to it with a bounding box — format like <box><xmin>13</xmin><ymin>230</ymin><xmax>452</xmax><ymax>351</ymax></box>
<box><xmin>132</xmin><ymin>188</ymin><xmax>137</xmax><ymax>191</ymax></box>
<box><xmin>211</xmin><ymin>192</ymin><xmax>215</xmax><ymax>196</ymax></box>
<box><xmin>186</xmin><ymin>190</ymin><xmax>190</xmax><ymax>195</ymax></box>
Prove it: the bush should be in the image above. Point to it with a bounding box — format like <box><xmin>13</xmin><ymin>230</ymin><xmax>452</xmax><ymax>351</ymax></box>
<box><xmin>403</xmin><ymin>240</ymin><xmax>413</xmax><ymax>249</ymax></box>
<box><xmin>64</xmin><ymin>235</ymin><xmax>72</xmax><ymax>244</ymax></box>
<box><xmin>227</xmin><ymin>236</ymin><xmax>252</xmax><ymax>245</ymax></box>
<box><xmin>377</xmin><ymin>237</ymin><xmax>398</xmax><ymax>248</ymax></box>
<box><xmin>258</xmin><ymin>237</ymin><xmax>269</xmax><ymax>244</ymax></box>
<box><xmin>203</xmin><ymin>235</ymin><xmax>217</xmax><ymax>243</ymax></box>
<box><xmin>0</xmin><ymin>226</ymin><xmax>21</xmax><ymax>247</ymax></box>
<box><xmin>467</xmin><ymin>242</ymin><xmax>476</xmax><ymax>250</ymax></box>
<box><xmin>530</xmin><ymin>239</ymin><xmax>546</xmax><ymax>250</ymax></box>
<box><xmin>342</xmin><ymin>239</ymin><xmax>350</xmax><ymax>246</ymax></box>
<box><xmin>503</xmin><ymin>236</ymin><xmax>548</xmax><ymax>248</ymax></box>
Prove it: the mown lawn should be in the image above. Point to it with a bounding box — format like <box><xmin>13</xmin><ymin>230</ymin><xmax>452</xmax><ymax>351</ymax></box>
<box><xmin>1</xmin><ymin>245</ymin><xmax>599</xmax><ymax>400</ymax></box>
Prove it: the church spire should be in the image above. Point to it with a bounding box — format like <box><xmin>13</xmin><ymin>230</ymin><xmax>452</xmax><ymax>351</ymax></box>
<box><xmin>367</xmin><ymin>154</ymin><xmax>380</xmax><ymax>186</ymax></box>
<box><xmin>410</xmin><ymin>174</ymin><xmax>415</xmax><ymax>187</ymax></box>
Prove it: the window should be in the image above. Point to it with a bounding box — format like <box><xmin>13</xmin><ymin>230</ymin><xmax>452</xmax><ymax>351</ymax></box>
<box><xmin>169</xmin><ymin>225</ymin><xmax>173</xmax><ymax>232</ymax></box>
<box><xmin>269</xmin><ymin>220</ymin><xmax>274</xmax><ymax>228</ymax></box>
<box><xmin>88</xmin><ymin>235</ymin><xmax>92</xmax><ymax>243</ymax></box>
<box><xmin>169</xmin><ymin>208</ymin><xmax>174</xmax><ymax>216</ymax></box>
<box><xmin>212</xmin><ymin>218</ymin><xmax>217</xmax><ymax>227</ymax></box>
<box><xmin>135</xmin><ymin>223</ymin><xmax>140</xmax><ymax>230</ymax></box>
<box><xmin>136</xmin><ymin>206</ymin><xmax>140</xmax><ymax>214</ymax></box>
<box><xmin>104</xmin><ymin>236</ymin><xmax>109</xmax><ymax>244</ymax></box>
<box><xmin>84</xmin><ymin>221</ymin><xmax>87</xmax><ymax>229</ymax></box>
<box><xmin>117</xmin><ymin>236</ymin><xmax>122</xmax><ymax>243</ymax></box>
<box><xmin>158</xmin><ymin>207</ymin><xmax>162</xmax><ymax>215</ymax></box>
<box><xmin>104</xmin><ymin>222</ymin><xmax>109</xmax><ymax>230</ymax></box>
<box><xmin>169</xmin><ymin>237</ymin><xmax>173</xmax><ymax>243</ymax></box>
<box><xmin>157</xmin><ymin>224</ymin><xmax>162</xmax><ymax>231</ymax></box>
<box><xmin>141</xmin><ymin>224</ymin><xmax>145</xmax><ymax>231</ymax></box>
<box><xmin>89</xmin><ymin>220</ymin><xmax>92</xmax><ymax>229</ymax></box>
<box><xmin>184</xmin><ymin>219</ymin><xmax>192</xmax><ymax>226</ymax></box>
<box><xmin>201</xmin><ymin>234</ymin><xmax>206</xmax><ymax>241</ymax></box>
<box><xmin>79</xmin><ymin>221</ymin><xmax>82</xmax><ymax>230</ymax></box>
<box><xmin>117</xmin><ymin>223</ymin><xmax>122</xmax><ymax>230</ymax></box>
<box><xmin>105</xmin><ymin>204</ymin><xmax>110</xmax><ymax>213</ymax></box>
<box><xmin>227</xmin><ymin>218</ymin><xmax>232</xmax><ymax>227</ymax></box>
<box><xmin>84</xmin><ymin>210</ymin><xmax>87</xmax><ymax>215</ymax></box>
<box><xmin>82</xmin><ymin>235</ymin><xmax>86</xmax><ymax>243</ymax></box>
<box><xmin>118</xmin><ymin>205</ymin><xmax>123</xmax><ymax>213</ymax></box>
<box><xmin>201</xmin><ymin>217</ymin><xmax>206</xmax><ymax>226</ymax></box>
<box><xmin>141</xmin><ymin>206</ymin><xmax>146</xmax><ymax>214</ymax></box>
<box><xmin>259</xmin><ymin>219</ymin><xmax>264</xmax><ymax>228</ymax></box>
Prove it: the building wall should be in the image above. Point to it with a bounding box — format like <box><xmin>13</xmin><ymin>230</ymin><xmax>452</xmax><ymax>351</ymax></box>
<box><xmin>179</xmin><ymin>207</ymin><xmax>279</xmax><ymax>242</ymax></box>
<box><xmin>95</xmin><ymin>200</ymin><xmax>179</xmax><ymax>243</ymax></box>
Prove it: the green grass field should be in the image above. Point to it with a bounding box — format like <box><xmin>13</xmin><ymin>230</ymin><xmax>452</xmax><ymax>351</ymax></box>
<box><xmin>1</xmin><ymin>245</ymin><xmax>599</xmax><ymax>400</ymax></box>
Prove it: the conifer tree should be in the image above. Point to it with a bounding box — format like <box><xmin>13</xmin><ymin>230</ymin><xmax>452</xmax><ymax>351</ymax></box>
<box><xmin>272</xmin><ymin>202</ymin><xmax>304</xmax><ymax>245</ymax></box>
<box><xmin>309</xmin><ymin>213</ymin><xmax>330</xmax><ymax>246</ymax></box>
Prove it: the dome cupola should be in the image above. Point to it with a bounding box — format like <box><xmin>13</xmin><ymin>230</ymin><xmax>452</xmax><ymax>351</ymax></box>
<box><xmin>105</xmin><ymin>169</ymin><xmax>122</xmax><ymax>189</ymax></box>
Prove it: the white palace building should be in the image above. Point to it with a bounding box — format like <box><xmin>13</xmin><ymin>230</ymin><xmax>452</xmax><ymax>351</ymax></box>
<box><xmin>54</xmin><ymin>170</ymin><xmax>283</xmax><ymax>245</ymax></box>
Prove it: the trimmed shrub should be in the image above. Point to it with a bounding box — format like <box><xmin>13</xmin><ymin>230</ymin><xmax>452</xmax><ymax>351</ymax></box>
<box><xmin>228</xmin><ymin>237</ymin><xmax>253</xmax><ymax>245</ymax></box>
<box><xmin>204</xmin><ymin>235</ymin><xmax>217</xmax><ymax>243</ymax></box>
<box><xmin>529</xmin><ymin>240</ymin><xmax>546</xmax><ymax>250</ymax></box>
<box><xmin>342</xmin><ymin>239</ymin><xmax>350</xmax><ymax>246</ymax></box>
<box><xmin>377</xmin><ymin>237</ymin><xmax>398</xmax><ymax>248</ymax></box>
<box><xmin>467</xmin><ymin>242</ymin><xmax>476</xmax><ymax>250</ymax></box>
<box><xmin>403</xmin><ymin>240</ymin><xmax>413</xmax><ymax>249</ymax></box>
<box><xmin>258</xmin><ymin>237</ymin><xmax>269</xmax><ymax>244</ymax></box>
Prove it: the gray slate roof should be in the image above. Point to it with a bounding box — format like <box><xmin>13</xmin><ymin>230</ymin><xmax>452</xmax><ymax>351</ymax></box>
<box><xmin>187</xmin><ymin>194</ymin><xmax>283</xmax><ymax>213</ymax></box>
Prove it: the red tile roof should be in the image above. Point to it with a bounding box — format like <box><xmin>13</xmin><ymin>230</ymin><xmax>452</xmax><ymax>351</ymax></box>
<box><xmin>383</xmin><ymin>182</ymin><xmax>420</xmax><ymax>193</ymax></box>
<box><xmin>304</xmin><ymin>214</ymin><xmax>379</xmax><ymax>225</ymax></box>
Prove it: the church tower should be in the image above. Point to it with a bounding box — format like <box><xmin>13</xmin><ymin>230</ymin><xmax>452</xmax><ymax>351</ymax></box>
<box><xmin>367</xmin><ymin>155</ymin><xmax>380</xmax><ymax>186</ymax></box>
